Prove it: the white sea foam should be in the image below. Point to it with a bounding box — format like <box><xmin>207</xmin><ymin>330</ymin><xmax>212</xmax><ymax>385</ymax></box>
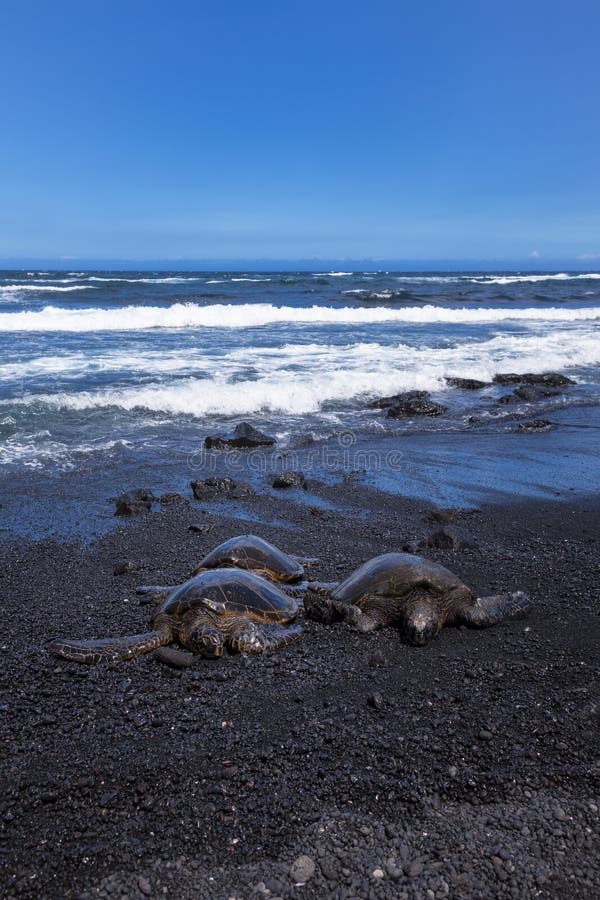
<box><xmin>471</xmin><ymin>273</ymin><xmax>600</xmax><ymax>285</ymax></box>
<box><xmin>1</xmin><ymin>277</ymin><xmax>82</xmax><ymax>284</ymax></box>
<box><xmin>392</xmin><ymin>273</ymin><xmax>600</xmax><ymax>285</ymax></box>
<box><xmin>0</xmin><ymin>436</ymin><xmax>129</xmax><ymax>468</ymax></box>
<box><xmin>85</xmin><ymin>276</ymin><xmax>202</xmax><ymax>283</ymax></box>
<box><xmin>0</xmin><ymin>302</ymin><xmax>598</xmax><ymax>332</ymax></box>
<box><xmin>5</xmin><ymin>329</ymin><xmax>597</xmax><ymax>417</ymax></box>
<box><xmin>0</xmin><ymin>284</ymin><xmax>96</xmax><ymax>294</ymax></box>
<box><xmin>313</xmin><ymin>272</ymin><xmax>354</xmax><ymax>276</ymax></box>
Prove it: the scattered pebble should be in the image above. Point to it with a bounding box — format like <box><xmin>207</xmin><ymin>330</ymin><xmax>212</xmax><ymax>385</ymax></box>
<box><xmin>289</xmin><ymin>855</ymin><xmax>315</xmax><ymax>884</ymax></box>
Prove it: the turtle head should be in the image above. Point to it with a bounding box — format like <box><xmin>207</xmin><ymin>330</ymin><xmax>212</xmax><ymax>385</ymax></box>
<box><xmin>403</xmin><ymin>606</ymin><xmax>439</xmax><ymax>646</ymax></box>
<box><xmin>196</xmin><ymin>598</ymin><xmax>227</xmax><ymax>617</ymax></box>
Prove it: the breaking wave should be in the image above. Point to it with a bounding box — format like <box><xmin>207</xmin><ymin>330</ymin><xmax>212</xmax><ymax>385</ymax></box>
<box><xmin>6</xmin><ymin>329</ymin><xmax>597</xmax><ymax>417</ymax></box>
<box><xmin>1</xmin><ymin>302</ymin><xmax>599</xmax><ymax>332</ymax></box>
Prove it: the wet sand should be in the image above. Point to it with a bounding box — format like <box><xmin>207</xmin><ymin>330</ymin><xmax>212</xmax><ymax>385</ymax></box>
<box><xmin>1</xmin><ymin>475</ymin><xmax>599</xmax><ymax>898</ymax></box>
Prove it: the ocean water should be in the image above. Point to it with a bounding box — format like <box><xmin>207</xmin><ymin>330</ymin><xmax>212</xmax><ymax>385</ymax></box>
<box><xmin>1</xmin><ymin>269</ymin><xmax>599</xmax><ymax>509</ymax></box>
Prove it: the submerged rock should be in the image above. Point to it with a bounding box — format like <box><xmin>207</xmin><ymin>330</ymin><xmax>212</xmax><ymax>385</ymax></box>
<box><xmin>445</xmin><ymin>377</ymin><xmax>490</xmax><ymax>390</ymax></box>
<box><xmin>517</xmin><ymin>419</ymin><xmax>554</xmax><ymax>433</ymax></box>
<box><xmin>368</xmin><ymin>390</ymin><xmax>430</xmax><ymax>409</ymax></box>
<box><xmin>387</xmin><ymin>399</ymin><xmax>447</xmax><ymax>418</ymax></box>
<box><xmin>204</xmin><ymin>422</ymin><xmax>276</xmax><ymax>450</ymax></box>
<box><xmin>493</xmin><ymin>372</ymin><xmax>576</xmax><ymax>387</ymax></box>
<box><xmin>499</xmin><ymin>385</ymin><xmax>561</xmax><ymax>404</ymax></box>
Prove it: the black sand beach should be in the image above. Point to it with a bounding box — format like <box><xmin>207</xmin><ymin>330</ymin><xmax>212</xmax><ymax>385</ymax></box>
<box><xmin>1</xmin><ymin>475</ymin><xmax>599</xmax><ymax>899</ymax></box>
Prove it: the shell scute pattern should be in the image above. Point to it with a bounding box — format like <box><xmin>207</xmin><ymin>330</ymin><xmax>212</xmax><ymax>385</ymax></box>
<box><xmin>160</xmin><ymin>569</ymin><xmax>298</xmax><ymax>621</ymax></box>
<box><xmin>333</xmin><ymin>552</ymin><xmax>472</xmax><ymax>603</ymax></box>
<box><xmin>194</xmin><ymin>534</ymin><xmax>304</xmax><ymax>583</ymax></box>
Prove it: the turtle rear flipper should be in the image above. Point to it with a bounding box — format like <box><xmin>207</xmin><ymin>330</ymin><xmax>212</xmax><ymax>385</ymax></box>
<box><xmin>463</xmin><ymin>591</ymin><xmax>532</xmax><ymax>628</ymax></box>
<box><xmin>291</xmin><ymin>555</ymin><xmax>320</xmax><ymax>567</ymax></box>
<box><xmin>47</xmin><ymin>629</ymin><xmax>170</xmax><ymax>664</ymax></box>
<box><xmin>281</xmin><ymin>580</ymin><xmax>308</xmax><ymax>599</ymax></box>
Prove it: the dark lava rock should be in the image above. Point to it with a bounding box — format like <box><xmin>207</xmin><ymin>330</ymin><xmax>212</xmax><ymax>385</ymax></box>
<box><xmin>154</xmin><ymin>647</ymin><xmax>196</xmax><ymax>669</ymax></box>
<box><xmin>113</xmin><ymin>560</ymin><xmax>137</xmax><ymax>575</ymax></box>
<box><xmin>403</xmin><ymin>526</ymin><xmax>477</xmax><ymax>553</ymax></box>
<box><xmin>368</xmin><ymin>390</ymin><xmax>430</xmax><ymax>409</ymax></box>
<box><xmin>190</xmin><ymin>477</ymin><xmax>254</xmax><ymax>500</ymax></box>
<box><xmin>270</xmin><ymin>471</ymin><xmax>307</xmax><ymax>489</ymax></box>
<box><xmin>188</xmin><ymin>522</ymin><xmax>213</xmax><ymax>534</ymax></box>
<box><xmin>493</xmin><ymin>371</ymin><xmax>576</xmax><ymax>387</ymax></box>
<box><xmin>402</xmin><ymin>540</ymin><xmax>421</xmax><ymax>554</ymax></box>
<box><xmin>159</xmin><ymin>492</ymin><xmax>189</xmax><ymax>506</ymax></box>
<box><xmin>368</xmin><ymin>691</ymin><xmax>385</xmax><ymax>710</ymax></box>
<box><xmin>420</xmin><ymin>526</ymin><xmax>478</xmax><ymax>551</ymax></box>
<box><xmin>499</xmin><ymin>385</ymin><xmax>561</xmax><ymax>404</ymax></box>
<box><xmin>445</xmin><ymin>377</ymin><xmax>490</xmax><ymax>390</ymax></box>
<box><xmin>518</xmin><ymin>419</ymin><xmax>554</xmax><ymax>433</ymax></box>
<box><xmin>387</xmin><ymin>399</ymin><xmax>447</xmax><ymax>418</ymax></box>
<box><xmin>428</xmin><ymin>508</ymin><xmax>455</xmax><ymax>523</ymax></box>
<box><xmin>204</xmin><ymin>422</ymin><xmax>276</xmax><ymax>450</ymax></box>
<box><xmin>114</xmin><ymin>489</ymin><xmax>156</xmax><ymax>516</ymax></box>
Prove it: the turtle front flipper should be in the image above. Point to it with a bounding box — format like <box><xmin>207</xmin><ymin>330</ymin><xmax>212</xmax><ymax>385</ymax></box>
<box><xmin>461</xmin><ymin>591</ymin><xmax>532</xmax><ymax>628</ymax></box>
<box><xmin>227</xmin><ymin>619</ymin><xmax>302</xmax><ymax>653</ymax></box>
<box><xmin>47</xmin><ymin>628</ymin><xmax>171</xmax><ymax>664</ymax></box>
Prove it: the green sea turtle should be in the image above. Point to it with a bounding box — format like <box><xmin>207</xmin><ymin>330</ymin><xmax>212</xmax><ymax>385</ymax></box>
<box><xmin>304</xmin><ymin>552</ymin><xmax>530</xmax><ymax>646</ymax></box>
<box><xmin>192</xmin><ymin>534</ymin><xmax>310</xmax><ymax>581</ymax></box>
<box><xmin>47</xmin><ymin>569</ymin><xmax>302</xmax><ymax>664</ymax></box>
<box><xmin>136</xmin><ymin>534</ymin><xmax>315</xmax><ymax>599</ymax></box>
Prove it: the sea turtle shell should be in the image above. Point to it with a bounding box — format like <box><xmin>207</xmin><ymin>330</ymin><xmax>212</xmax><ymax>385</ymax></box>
<box><xmin>158</xmin><ymin>568</ymin><xmax>299</xmax><ymax>624</ymax></box>
<box><xmin>194</xmin><ymin>534</ymin><xmax>304</xmax><ymax>583</ymax></box>
<box><xmin>332</xmin><ymin>552</ymin><xmax>473</xmax><ymax>604</ymax></box>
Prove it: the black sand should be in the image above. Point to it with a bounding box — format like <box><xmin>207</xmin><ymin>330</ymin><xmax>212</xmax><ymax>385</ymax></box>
<box><xmin>1</xmin><ymin>480</ymin><xmax>599</xmax><ymax>898</ymax></box>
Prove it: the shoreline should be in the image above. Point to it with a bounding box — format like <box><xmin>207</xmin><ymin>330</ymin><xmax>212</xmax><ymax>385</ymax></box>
<box><xmin>1</xmin><ymin>476</ymin><xmax>599</xmax><ymax>898</ymax></box>
<box><xmin>3</xmin><ymin>399</ymin><xmax>600</xmax><ymax>545</ymax></box>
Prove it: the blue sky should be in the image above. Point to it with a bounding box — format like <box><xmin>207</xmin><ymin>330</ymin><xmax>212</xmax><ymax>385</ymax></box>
<box><xmin>1</xmin><ymin>0</ymin><xmax>599</xmax><ymax>264</ymax></box>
